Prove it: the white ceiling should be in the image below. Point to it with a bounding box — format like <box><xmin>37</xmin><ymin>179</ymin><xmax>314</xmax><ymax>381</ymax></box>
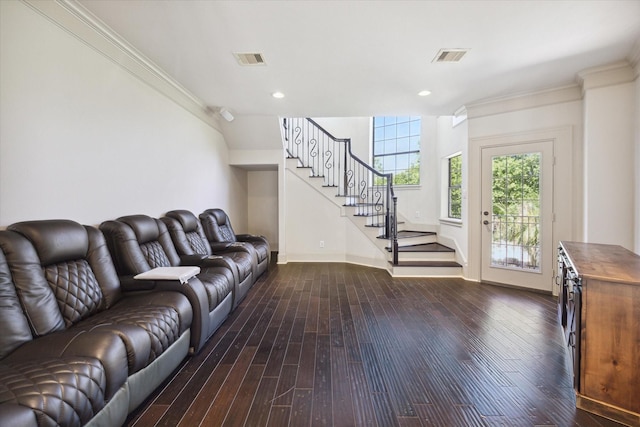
<box><xmin>79</xmin><ymin>0</ymin><xmax>640</xmax><ymax>118</ymax></box>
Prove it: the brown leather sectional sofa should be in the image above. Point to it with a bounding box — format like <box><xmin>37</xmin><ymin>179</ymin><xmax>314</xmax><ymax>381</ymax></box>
<box><xmin>0</xmin><ymin>210</ymin><xmax>269</xmax><ymax>427</ymax></box>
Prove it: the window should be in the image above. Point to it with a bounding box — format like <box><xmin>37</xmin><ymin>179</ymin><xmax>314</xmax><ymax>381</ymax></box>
<box><xmin>448</xmin><ymin>154</ymin><xmax>462</xmax><ymax>219</ymax></box>
<box><xmin>372</xmin><ymin>116</ymin><xmax>420</xmax><ymax>185</ymax></box>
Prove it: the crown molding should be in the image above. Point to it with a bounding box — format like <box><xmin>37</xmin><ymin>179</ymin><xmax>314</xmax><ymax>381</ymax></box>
<box><xmin>21</xmin><ymin>0</ymin><xmax>221</xmax><ymax>131</ymax></box>
<box><xmin>576</xmin><ymin>60</ymin><xmax>636</xmax><ymax>93</ymax></box>
<box><xmin>465</xmin><ymin>84</ymin><xmax>582</xmax><ymax>119</ymax></box>
<box><xmin>451</xmin><ymin>106</ymin><xmax>467</xmax><ymax>127</ymax></box>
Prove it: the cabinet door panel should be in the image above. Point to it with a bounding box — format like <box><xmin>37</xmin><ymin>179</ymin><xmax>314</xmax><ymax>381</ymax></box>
<box><xmin>582</xmin><ymin>279</ymin><xmax>640</xmax><ymax>414</ymax></box>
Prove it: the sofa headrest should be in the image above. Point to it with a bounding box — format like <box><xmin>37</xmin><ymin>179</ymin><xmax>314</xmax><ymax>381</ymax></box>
<box><xmin>8</xmin><ymin>220</ymin><xmax>89</xmax><ymax>265</ymax></box>
<box><xmin>0</xmin><ymin>235</ymin><xmax>35</xmax><ymax>359</ymax></box>
<box><xmin>166</xmin><ymin>210</ymin><xmax>198</xmax><ymax>232</ymax></box>
<box><xmin>203</xmin><ymin>209</ymin><xmax>228</xmax><ymax>226</ymax></box>
<box><xmin>116</xmin><ymin>215</ymin><xmax>159</xmax><ymax>244</ymax></box>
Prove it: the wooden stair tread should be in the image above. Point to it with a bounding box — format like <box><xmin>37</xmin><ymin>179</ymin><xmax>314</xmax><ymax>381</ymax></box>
<box><xmin>386</xmin><ymin>242</ymin><xmax>455</xmax><ymax>252</ymax></box>
<box><xmin>391</xmin><ymin>260</ymin><xmax>462</xmax><ymax>267</ymax></box>
<box><xmin>396</xmin><ymin>230</ymin><xmax>436</xmax><ymax>239</ymax></box>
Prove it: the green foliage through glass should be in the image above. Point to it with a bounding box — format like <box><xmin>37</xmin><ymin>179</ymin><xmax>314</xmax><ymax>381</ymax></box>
<box><xmin>448</xmin><ymin>155</ymin><xmax>462</xmax><ymax>219</ymax></box>
<box><xmin>491</xmin><ymin>153</ymin><xmax>541</xmax><ymax>270</ymax></box>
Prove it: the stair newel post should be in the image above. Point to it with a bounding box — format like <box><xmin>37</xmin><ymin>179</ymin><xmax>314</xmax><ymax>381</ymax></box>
<box><xmin>384</xmin><ymin>174</ymin><xmax>391</xmax><ymax>239</ymax></box>
<box><xmin>342</xmin><ymin>140</ymin><xmax>348</xmax><ymax>196</ymax></box>
<box><xmin>392</xmin><ymin>194</ymin><xmax>399</xmax><ymax>265</ymax></box>
<box><xmin>336</xmin><ymin>138</ymin><xmax>340</xmax><ymax>190</ymax></box>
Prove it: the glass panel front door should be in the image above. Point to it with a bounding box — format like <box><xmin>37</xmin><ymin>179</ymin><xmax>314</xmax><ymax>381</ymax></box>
<box><xmin>490</xmin><ymin>152</ymin><xmax>541</xmax><ymax>271</ymax></box>
<box><xmin>481</xmin><ymin>141</ymin><xmax>553</xmax><ymax>292</ymax></box>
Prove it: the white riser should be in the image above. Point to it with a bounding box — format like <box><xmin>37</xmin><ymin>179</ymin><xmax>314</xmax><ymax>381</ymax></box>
<box><xmin>397</xmin><ymin>235</ymin><xmax>437</xmax><ymax>245</ymax></box>
<box><xmin>389</xmin><ymin>265</ymin><xmax>462</xmax><ymax>277</ymax></box>
<box><xmin>397</xmin><ymin>251</ymin><xmax>457</xmax><ymax>262</ymax></box>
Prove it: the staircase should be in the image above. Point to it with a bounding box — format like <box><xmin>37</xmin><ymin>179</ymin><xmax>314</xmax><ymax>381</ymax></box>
<box><xmin>281</xmin><ymin>117</ymin><xmax>462</xmax><ymax>277</ymax></box>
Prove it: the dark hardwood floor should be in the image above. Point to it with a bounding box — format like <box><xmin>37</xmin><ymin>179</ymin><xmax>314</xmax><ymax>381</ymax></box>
<box><xmin>125</xmin><ymin>262</ymin><xmax>622</xmax><ymax>427</ymax></box>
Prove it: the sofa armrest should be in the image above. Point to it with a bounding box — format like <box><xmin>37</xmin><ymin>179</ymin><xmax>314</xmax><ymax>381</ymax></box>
<box><xmin>120</xmin><ymin>275</ymin><xmax>155</xmax><ymax>291</ymax></box>
<box><xmin>208</xmin><ymin>241</ymin><xmax>231</xmax><ymax>250</ymax></box>
<box><xmin>179</xmin><ymin>254</ymin><xmax>209</xmax><ymax>265</ymax></box>
<box><xmin>179</xmin><ymin>254</ymin><xmax>232</xmax><ymax>270</ymax></box>
<box><xmin>176</xmin><ymin>254</ymin><xmax>239</xmax><ymax>287</ymax></box>
<box><xmin>236</xmin><ymin>233</ymin><xmax>267</xmax><ymax>243</ymax></box>
<box><xmin>131</xmin><ymin>276</ymin><xmax>210</xmax><ymax>354</ymax></box>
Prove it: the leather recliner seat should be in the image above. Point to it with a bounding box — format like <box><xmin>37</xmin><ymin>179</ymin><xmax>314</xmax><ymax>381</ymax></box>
<box><xmin>100</xmin><ymin>214</ymin><xmax>234</xmax><ymax>353</ymax></box>
<box><xmin>161</xmin><ymin>209</ymin><xmax>256</xmax><ymax>308</ymax></box>
<box><xmin>0</xmin><ymin>220</ymin><xmax>192</xmax><ymax>427</ymax></box>
<box><xmin>199</xmin><ymin>208</ymin><xmax>270</xmax><ymax>279</ymax></box>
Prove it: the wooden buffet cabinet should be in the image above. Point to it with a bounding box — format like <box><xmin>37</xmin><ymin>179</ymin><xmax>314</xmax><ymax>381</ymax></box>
<box><xmin>557</xmin><ymin>241</ymin><xmax>640</xmax><ymax>426</ymax></box>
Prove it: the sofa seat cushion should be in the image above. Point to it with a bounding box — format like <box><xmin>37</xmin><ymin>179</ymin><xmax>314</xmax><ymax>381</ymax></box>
<box><xmin>0</xmin><ymin>357</ymin><xmax>106</xmax><ymax>427</ymax></box>
<box><xmin>222</xmin><ymin>252</ymin><xmax>253</xmax><ymax>282</ymax></box>
<box><xmin>198</xmin><ymin>272</ymin><xmax>234</xmax><ymax>310</ymax></box>
<box><xmin>78</xmin><ymin>302</ymin><xmax>181</xmax><ymax>363</ymax></box>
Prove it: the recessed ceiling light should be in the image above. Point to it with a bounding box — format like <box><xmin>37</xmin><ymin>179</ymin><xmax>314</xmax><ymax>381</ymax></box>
<box><xmin>272</xmin><ymin>92</ymin><xmax>285</xmax><ymax>99</ymax></box>
<box><xmin>418</xmin><ymin>90</ymin><xmax>432</xmax><ymax>97</ymax></box>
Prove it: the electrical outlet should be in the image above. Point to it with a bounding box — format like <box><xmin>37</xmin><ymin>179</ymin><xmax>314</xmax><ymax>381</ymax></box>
<box><xmin>319</xmin><ymin>240</ymin><xmax>325</xmax><ymax>248</ymax></box>
<box><xmin>415</xmin><ymin>210</ymin><xmax>421</xmax><ymax>218</ymax></box>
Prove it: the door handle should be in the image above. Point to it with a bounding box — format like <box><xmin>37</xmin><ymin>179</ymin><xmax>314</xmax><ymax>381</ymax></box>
<box><xmin>483</xmin><ymin>220</ymin><xmax>490</xmax><ymax>225</ymax></box>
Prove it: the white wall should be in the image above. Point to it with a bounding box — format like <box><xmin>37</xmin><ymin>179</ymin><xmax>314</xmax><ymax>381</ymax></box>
<box><xmin>583</xmin><ymin>82</ymin><xmax>635</xmax><ymax>248</ymax></box>
<box><xmin>578</xmin><ymin>62</ymin><xmax>637</xmax><ymax>250</ymax></box>
<box><xmin>284</xmin><ymin>168</ymin><xmax>347</xmax><ymax>261</ymax></box>
<box><xmin>282</xmin><ymin>165</ymin><xmax>387</xmax><ymax>267</ymax></box>
<box><xmin>312</xmin><ymin>117</ymin><xmax>371</xmax><ymax>160</ymax></box>
<box><xmin>435</xmin><ymin>116</ymin><xmax>469</xmax><ymax>269</ymax></box>
<box><xmin>247</xmin><ymin>170</ymin><xmax>279</xmax><ymax>250</ymax></box>
<box><xmin>0</xmin><ymin>1</ymin><xmax>247</xmax><ymax>227</ymax></box>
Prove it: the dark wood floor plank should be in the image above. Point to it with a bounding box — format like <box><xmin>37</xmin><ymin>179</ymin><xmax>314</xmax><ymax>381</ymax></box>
<box><xmin>223</xmin><ymin>364</ymin><xmax>265</xmax><ymax>427</ymax></box>
<box><xmin>290</xmin><ymin>389</ymin><xmax>313</xmax><ymax>426</ymax></box>
<box><xmin>271</xmin><ymin>364</ymin><xmax>298</xmax><ymax>406</ymax></box>
<box><xmin>347</xmin><ymin>361</ymin><xmax>378</xmax><ymax>427</ymax></box>
<box><xmin>311</xmin><ymin>334</ymin><xmax>332</xmax><ymax>426</ymax></box>
<box><xmin>244</xmin><ymin>376</ymin><xmax>279</xmax><ymax>427</ymax></box>
<box><xmin>151</xmin><ymin>332</ymin><xmax>237</xmax><ymax>425</ymax></box>
<box><xmin>266</xmin><ymin>405</ymin><xmax>291</xmax><ymax>427</ymax></box>
<box><xmin>175</xmin><ymin>363</ymin><xmax>231</xmax><ymax>427</ymax></box>
<box><xmin>129</xmin><ymin>404</ymin><xmax>168</xmax><ymax>427</ymax></box>
<box><xmin>330</xmin><ymin>347</ymin><xmax>355</xmax><ymax>427</ymax></box>
<box><xmin>200</xmin><ymin>346</ymin><xmax>258</xmax><ymax>426</ymax></box>
<box><xmin>125</xmin><ymin>262</ymin><xmax>625</xmax><ymax>427</ymax></box>
<box><xmin>296</xmin><ymin>331</ymin><xmax>317</xmax><ymax>389</ymax></box>
<box><xmin>305</xmin><ymin>294</ymin><xmax>320</xmax><ymax>333</ymax></box>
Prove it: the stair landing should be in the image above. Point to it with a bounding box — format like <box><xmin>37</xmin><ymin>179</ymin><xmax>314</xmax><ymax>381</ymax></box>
<box><xmin>385</xmin><ymin>230</ymin><xmax>462</xmax><ymax>276</ymax></box>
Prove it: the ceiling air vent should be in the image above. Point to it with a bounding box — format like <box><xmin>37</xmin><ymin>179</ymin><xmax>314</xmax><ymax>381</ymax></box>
<box><xmin>234</xmin><ymin>52</ymin><xmax>266</xmax><ymax>66</ymax></box>
<box><xmin>433</xmin><ymin>48</ymin><xmax>469</xmax><ymax>63</ymax></box>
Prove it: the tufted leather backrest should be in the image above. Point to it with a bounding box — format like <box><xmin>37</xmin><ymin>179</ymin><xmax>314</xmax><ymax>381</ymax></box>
<box><xmin>0</xmin><ymin>238</ymin><xmax>34</xmax><ymax>359</ymax></box>
<box><xmin>100</xmin><ymin>215</ymin><xmax>181</xmax><ymax>276</ymax></box>
<box><xmin>199</xmin><ymin>209</ymin><xmax>237</xmax><ymax>243</ymax></box>
<box><xmin>7</xmin><ymin>220</ymin><xmax>125</xmax><ymax>328</ymax></box>
<box><xmin>0</xmin><ymin>229</ymin><xmax>67</xmax><ymax>336</ymax></box>
<box><xmin>161</xmin><ymin>210</ymin><xmax>212</xmax><ymax>256</ymax></box>
<box><xmin>10</xmin><ymin>221</ymin><xmax>102</xmax><ymax>328</ymax></box>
